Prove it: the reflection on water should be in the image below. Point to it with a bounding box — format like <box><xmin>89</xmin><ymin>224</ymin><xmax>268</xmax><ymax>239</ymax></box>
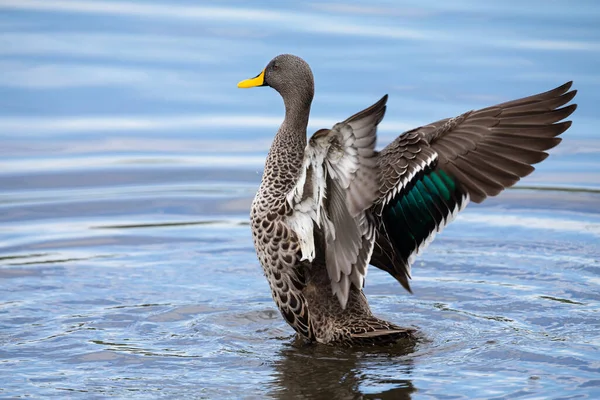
<box><xmin>272</xmin><ymin>342</ymin><xmax>417</xmax><ymax>399</ymax></box>
<box><xmin>1</xmin><ymin>0</ymin><xmax>600</xmax><ymax>398</ymax></box>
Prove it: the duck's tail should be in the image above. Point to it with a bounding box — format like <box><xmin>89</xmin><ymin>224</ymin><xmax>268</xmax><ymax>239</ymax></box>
<box><xmin>344</xmin><ymin>317</ymin><xmax>417</xmax><ymax>346</ymax></box>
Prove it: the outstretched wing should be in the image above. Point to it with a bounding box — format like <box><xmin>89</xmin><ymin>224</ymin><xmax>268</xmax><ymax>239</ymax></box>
<box><xmin>286</xmin><ymin>95</ymin><xmax>387</xmax><ymax>308</ymax></box>
<box><xmin>372</xmin><ymin>81</ymin><xmax>577</xmax><ymax>291</ymax></box>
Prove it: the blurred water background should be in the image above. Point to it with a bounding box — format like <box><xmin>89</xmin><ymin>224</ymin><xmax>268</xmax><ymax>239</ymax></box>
<box><xmin>1</xmin><ymin>0</ymin><xmax>599</xmax><ymax>398</ymax></box>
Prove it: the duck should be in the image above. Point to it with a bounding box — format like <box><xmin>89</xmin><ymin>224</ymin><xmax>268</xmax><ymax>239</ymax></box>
<box><xmin>238</xmin><ymin>54</ymin><xmax>577</xmax><ymax>346</ymax></box>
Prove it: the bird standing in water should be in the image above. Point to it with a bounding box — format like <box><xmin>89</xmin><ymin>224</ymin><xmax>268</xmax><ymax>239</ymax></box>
<box><xmin>238</xmin><ymin>54</ymin><xmax>577</xmax><ymax>346</ymax></box>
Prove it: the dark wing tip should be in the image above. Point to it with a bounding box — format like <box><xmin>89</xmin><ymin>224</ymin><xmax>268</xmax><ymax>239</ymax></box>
<box><xmin>563</xmin><ymin>89</ymin><xmax>577</xmax><ymax>103</ymax></box>
<box><xmin>549</xmin><ymin>81</ymin><xmax>573</xmax><ymax>98</ymax></box>
<box><xmin>366</xmin><ymin>94</ymin><xmax>389</xmax><ymax>114</ymax></box>
<box><xmin>345</xmin><ymin>94</ymin><xmax>389</xmax><ymax>124</ymax></box>
<box><xmin>491</xmin><ymin>81</ymin><xmax>576</xmax><ymax>111</ymax></box>
<box><xmin>558</xmin><ymin>103</ymin><xmax>578</xmax><ymax>119</ymax></box>
<box><xmin>396</xmin><ymin>274</ymin><xmax>413</xmax><ymax>294</ymax></box>
<box><xmin>549</xmin><ymin>137</ymin><xmax>563</xmax><ymax>149</ymax></box>
<box><xmin>559</xmin><ymin>80</ymin><xmax>573</xmax><ymax>92</ymax></box>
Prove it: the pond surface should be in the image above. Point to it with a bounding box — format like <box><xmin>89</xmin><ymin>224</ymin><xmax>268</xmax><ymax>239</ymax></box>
<box><xmin>1</xmin><ymin>1</ymin><xmax>600</xmax><ymax>398</ymax></box>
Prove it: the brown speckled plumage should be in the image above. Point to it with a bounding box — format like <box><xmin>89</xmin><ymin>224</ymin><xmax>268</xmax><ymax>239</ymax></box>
<box><xmin>240</xmin><ymin>54</ymin><xmax>576</xmax><ymax>346</ymax></box>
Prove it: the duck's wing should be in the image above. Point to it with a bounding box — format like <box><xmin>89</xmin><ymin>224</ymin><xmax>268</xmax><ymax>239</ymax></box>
<box><xmin>286</xmin><ymin>95</ymin><xmax>387</xmax><ymax>309</ymax></box>
<box><xmin>371</xmin><ymin>81</ymin><xmax>577</xmax><ymax>292</ymax></box>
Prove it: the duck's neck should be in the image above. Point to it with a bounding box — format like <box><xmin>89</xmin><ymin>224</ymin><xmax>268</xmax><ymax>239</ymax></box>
<box><xmin>282</xmin><ymin>93</ymin><xmax>311</xmax><ymax>135</ymax></box>
<box><xmin>261</xmin><ymin>93</ymin><xmax>312</xmax><ymax>198</ymax></box>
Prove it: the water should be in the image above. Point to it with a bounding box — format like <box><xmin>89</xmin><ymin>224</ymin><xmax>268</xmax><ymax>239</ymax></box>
<box><xmin>1</xmin><ymin>0</ymin><xmax>600</xmax><ymax>398</ymax></box>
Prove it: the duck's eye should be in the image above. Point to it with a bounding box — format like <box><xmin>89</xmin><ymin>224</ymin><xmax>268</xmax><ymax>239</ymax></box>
<box><xmin>272</xmin><ymin>64</ymin><xmax>279</xmax><ymax>71</ymax></box>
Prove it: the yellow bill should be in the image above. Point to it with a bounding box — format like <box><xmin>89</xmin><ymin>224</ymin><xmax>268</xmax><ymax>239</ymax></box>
<box><xmin>237</xmin><ymin>69</ymin><xmax>266</xmax><ymax>88</ymax></box>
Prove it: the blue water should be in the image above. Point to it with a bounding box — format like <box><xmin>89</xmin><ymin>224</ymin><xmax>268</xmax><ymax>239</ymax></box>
<box><xmin>1</xmin><ymin>1</ymin><xmax>599</xmax><ymax>398</ymax></box>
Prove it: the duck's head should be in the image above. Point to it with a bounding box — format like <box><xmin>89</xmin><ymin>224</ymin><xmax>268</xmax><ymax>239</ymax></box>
<box><xmin>238</xmin><ymin>54</ymin><xmax>314</xmax><ymax>107</ymax></box>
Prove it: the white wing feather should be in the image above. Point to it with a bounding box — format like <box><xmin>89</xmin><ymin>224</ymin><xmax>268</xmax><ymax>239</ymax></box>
<box><xmin>285</xmin><ymin>95</ymin><xmax>387</xmax><ymax>308</ymax></box>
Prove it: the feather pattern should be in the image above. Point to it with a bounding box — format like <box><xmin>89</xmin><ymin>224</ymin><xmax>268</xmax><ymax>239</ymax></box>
<box><xmin>285</xmin><ymin>95</ymin><xmax>387</xmax><ymax>309</ymax></box>
<box><xmin>371</xmin><ymin>81</ymin><xmax>577</xmax><ymax>290</ymax></box>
